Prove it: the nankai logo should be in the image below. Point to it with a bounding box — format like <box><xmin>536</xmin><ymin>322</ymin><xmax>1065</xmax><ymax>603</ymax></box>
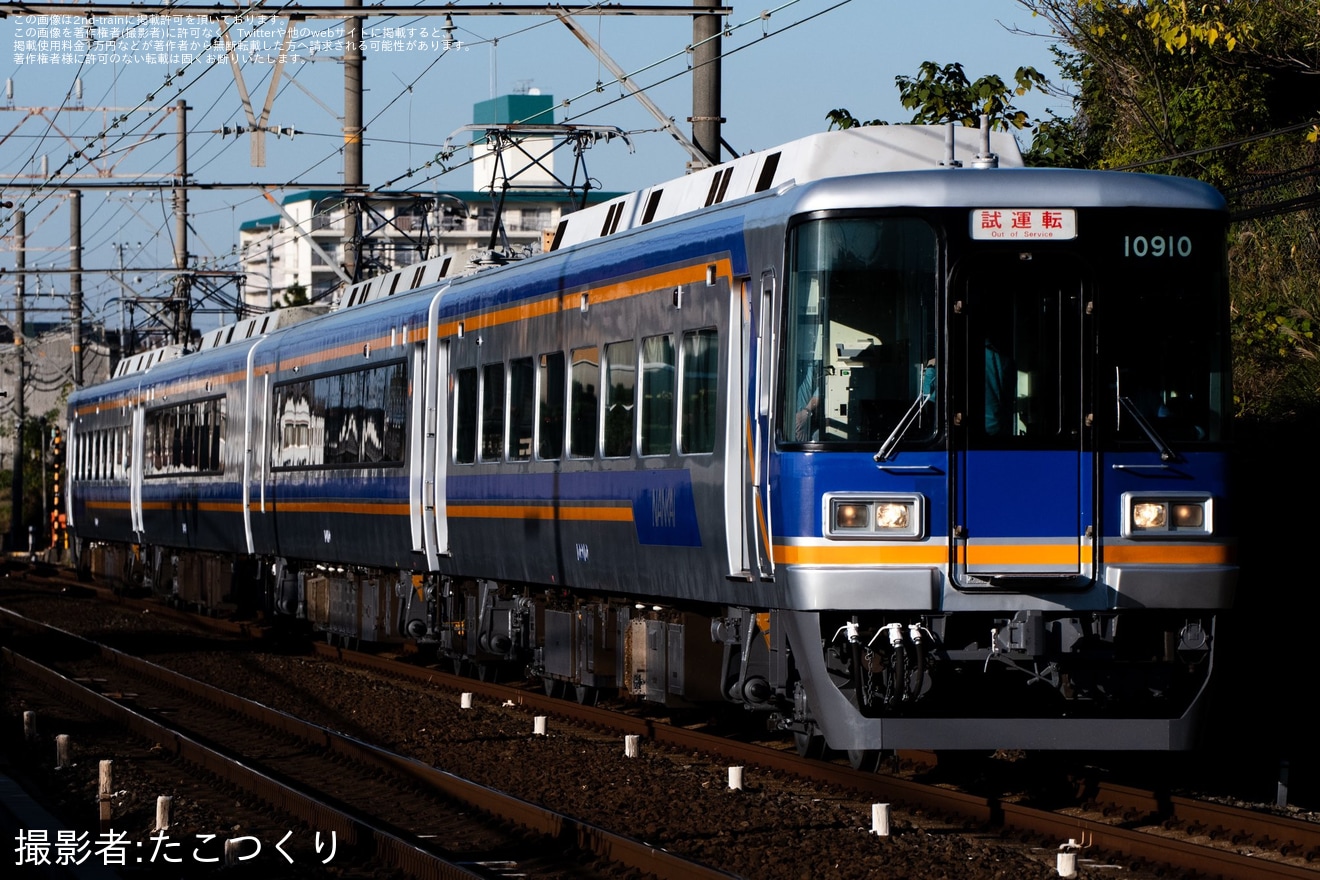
<box><xmin>651</xmin><ymin>487</ymin><xmax>676</xmax><ymax>529</ymax></box>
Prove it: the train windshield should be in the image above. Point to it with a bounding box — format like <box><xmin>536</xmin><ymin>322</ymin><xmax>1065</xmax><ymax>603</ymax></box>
<box><xmin>782</xmin><ymin>216</ymin><xmax>938</xmax><ymax>446</ymax></box>
<box><xmin>1104</xmin><ymin>226</ymin><xmax>1230</xmax><ymax>446</ymax></box>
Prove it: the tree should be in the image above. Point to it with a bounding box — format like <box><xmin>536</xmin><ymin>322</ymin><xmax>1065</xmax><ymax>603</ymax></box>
<box><xmin>1013</xmin><ymin>0</ymin><xmax>1318</xmax><ymax>182</ymax></box>
<box><xmin>1015</xmin><ymin>0</ymin><xmax>1320</xmax><ymax>417</ymax></box>
<box><xmin>826</xmin><ymin>62</ymin><xmax>1047</xmax><ymax>135</ymax></box>
<box><xmin>896</xmin><ymin>62</ymin><xmax>1047</xmax><ymax>131</ymax></box>
<box><xmin>281</xmin><ymin>282</ymin><xmax>309</xmax><ymax>308</ymax></box>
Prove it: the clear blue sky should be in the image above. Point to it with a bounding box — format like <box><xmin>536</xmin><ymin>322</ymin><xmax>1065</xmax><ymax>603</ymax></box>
<box><xmin>1</xmin><ymin>1</ymin><xmax>1067</xmax><ymax>333</ymax></box>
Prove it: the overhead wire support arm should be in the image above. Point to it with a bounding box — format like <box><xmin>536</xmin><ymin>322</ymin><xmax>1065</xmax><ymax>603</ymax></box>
<box><xmin>217</xmin><ymin>14</ymin><xmax>299</xmax><ymax>167</ymax></box>
<box><xmin>555</xmin><ymin>9</ymin><xmax>711</xmax><ymax>169</ymax></box>
<box><xmin>444</xmin><ymin>123</ymin><xmax>631</xmax><ymax>195</ymax></box>
<box><xmin>442</xmin><ymin>123</ymin><xmax>630</xmax><ymax>260</ymax></box>
<box><xmin>258</xmin><ymin>189</ymin><xmax>353</xmax><ymax>286</ymax></box>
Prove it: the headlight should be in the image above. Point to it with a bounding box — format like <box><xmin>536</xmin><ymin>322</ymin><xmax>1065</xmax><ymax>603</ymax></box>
<box><xmin>1123</xmin><ymin>493</ymin><xmax>1212</xmax><ymax>537</ymax></box>
<box><xmin>874</xmin><ymin>503</ymin><xmax>910</xmax><ymax>530</ymax></box>
<box><xmin>833</xmin><ymin>502</ymin><xmax>870</xmax><ymax>530</ymax></box>
<box><xmin>825</xmin><ymin>494</ymin><xmax>924</xmax><ymax>540</ymax></box>
<box><xmin>1172</xmin><ymin>503</ymin><xmax>1204</xmax><ymax>528</ymax></box>
<box><xmin>1132</xmin><ymin>502</ymin><xmax>1167</xmax><ymax>530</ymax></box>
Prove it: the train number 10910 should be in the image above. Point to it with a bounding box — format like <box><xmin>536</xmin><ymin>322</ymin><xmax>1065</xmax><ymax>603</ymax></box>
<box><xmin>1123</xmin><ymin>234</ymin><xmax>1193</xmax><ymax>258</ymax></box>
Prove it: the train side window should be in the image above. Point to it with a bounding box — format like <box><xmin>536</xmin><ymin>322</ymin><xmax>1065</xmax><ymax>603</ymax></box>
<box><xmin>273</xmin><ymin>382</ymin><xmax>312</xmax><ymax>468</ymax></box>
<box><xmin>680</xmin><ymin>328</ymin><xmax>719</xmax><ymax>454</ymax></box>
<box><xmin>537</xmin><ymin>352</ymin><xmax>566</xmax><ymax>460</ymax></box>
<box><xmin>569</xmin><ymin>346</ymin><xmax>599</xmax><ymax>458</ymax></box>
<box><xmin>360</xmin><ymin>365</ymin><xmax>394</xmax><ymax>464</ymax></box>
<box><xmin>141</xmin><ymin>398</ymin><xmax>227</xmax><ymax>476</ymax></box>
<box><xmin>603</xmin><ymin>339</ymin><xmax>636</xmax><ymax>458</ymax></box>
<box><xmin>509</xmin><ymin>357</ymin><xmax>534</xmax><ymax>461</ymax></box>
<box><xmin>322</xmin><ymin>373</ymin><xmax>358</xmax><ymax>464</ymax></box>
<box><xmin>383</xmin><ymin>362</ymin><xmax>408</xmax><ymax>463</ymax></box>
<box><xmin>480</xmin><ymin>363</ymin><xmax>505</xmax><ymax>462</ymax></box>
<box><xmin>641</xmin><ymin>334</ymin><xmax>675</xmax><ymax>456</ymax></box>
<box><xmin>216</xmin><ymin>399</ymin><xmax>227</xmax><ymax>471</ymax></box>
<box><xmin>455</xmin><ymin>368</ymin><xmax>478</xmax><ymax>464</ymax></box>
<box><xmin>195</xmin><ymin>404</ymin><xmax>209</xmax><ymax>472</ymax></box>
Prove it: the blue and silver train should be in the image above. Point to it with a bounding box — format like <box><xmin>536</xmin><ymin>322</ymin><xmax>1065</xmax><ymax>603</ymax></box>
<box><xmin>67</xmin><ymin>125</ymin><xmax>1235</xmax><ymax>752</ymax></box>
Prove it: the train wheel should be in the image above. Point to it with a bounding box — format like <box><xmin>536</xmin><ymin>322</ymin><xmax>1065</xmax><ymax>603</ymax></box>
<box><xmin>793</xmin><ymin>728</ymin><xmax>825</xmax><ymax>760</ymax></box>
<box><xmin>847</xmin><ymin>749</ymin><xmax>881</xmax><ymax>773</ymax></box>
<box><xmin>574</xmin><ymin>684</ymin><xmax>598</xmax><ymax>706</ymax></box>
<box><xmin>543</xmin><ymin>678</ymin><xmax>564</xmax><ymax>698</ymax></box>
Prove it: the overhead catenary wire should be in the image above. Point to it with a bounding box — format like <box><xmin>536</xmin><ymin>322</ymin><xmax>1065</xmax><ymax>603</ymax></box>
<box><xmin>4</xmin><ymin>1</ymin><xmax>852</xmax><ymax>336</ymax></box>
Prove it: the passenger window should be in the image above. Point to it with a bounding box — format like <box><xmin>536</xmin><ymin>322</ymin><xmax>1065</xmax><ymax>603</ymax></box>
<box><xmin>455</xmin><ymin>367</ymin><xmax>478</xmax><ymax>464</ymax></box>
<box><xmin>509</xmin><ymin>357</ymin><xmax>534</xmax><ymax>461</ymax></box>
<box><xmin>569</xmin><ymin>346</ymin><xmax>599</xmax><ymax>458</ymax></box>
<box><xmin>604</xmin><ymin>339</ymin><xmax>636</xmax><ymax>458</ymax></box>
<box><xmin>480</xmin><ymin>363</ymin><xmax>505</xmax><ymax>462</ymax></box>
<box><xmin>641</xmin><ymin>334</ymin><xmax>675</xmax><ymax>456</ymax></box>
<box><xmin>537</xmin><ymin>352</ymin><xmax>565</xmax><ymax>459</ymax></box>
<box><xmin>681</xmin><ymin>329</ymin><xmax>718</xmax><ymax>454</ymax></box>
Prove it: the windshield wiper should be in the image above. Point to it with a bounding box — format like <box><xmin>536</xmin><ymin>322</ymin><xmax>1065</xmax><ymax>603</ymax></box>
<box><xmin>874</xmin><ymin>393</ymin><xmax>930</xmax><ymax>463</ymax></box>
<box><xmin>1118</xmin><ymin>396</ymin><xmax>1177</xmax><ymax>462</ymax></box>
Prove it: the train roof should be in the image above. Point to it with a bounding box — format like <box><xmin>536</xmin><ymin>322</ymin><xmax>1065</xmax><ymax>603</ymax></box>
<box><xmin>550</xmin><ymin>125</ymin><xmax>1025</xmax><ymax>252</ymax></box>
<box><xmin>95</xmin><ymin>125</ymin><xmax>1224</xmax><ymax>385</ymax></box>
<box><xmin>785</xmin><ymin>165</ymin><xmax>1228</xmax><ymax>214</ymax></box>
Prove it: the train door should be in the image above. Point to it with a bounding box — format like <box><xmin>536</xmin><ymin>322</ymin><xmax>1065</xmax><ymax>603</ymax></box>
<box><xmin>951</xmin><ymin>253</ymin><xmax>1093</xmax><ymax>586</ymax></box>
<box><xmin>242</xmin><ymin>337</ymin><xmax>274</xmax><ymax>554</ymax></box>
<box><xmin>130</xmin><ymin>402</ymin><xmax>145</xmax><ymax>537</ymax></box>
<box><xmin>417</xmin><ymin>285</ymin><xmax>451</xmax><ymax>567</ymax></box>
<box><xmin>746</xmin><ymin>270</ymin><xmax>777</xmax><ymax>580</ymax></box>
<box><xmin>724</xmin><ymin>276</ymin><xmax>751</xmax><ymax>578</ymax></box>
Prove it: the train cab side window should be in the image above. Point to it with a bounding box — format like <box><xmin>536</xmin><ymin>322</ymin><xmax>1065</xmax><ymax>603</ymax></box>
<box><xmin>569</xmin><ymin>346</ymin><xmax>599</xmax><ymax>458</ymax></box>
<box><xmin>604</xmin><ymin>339</ymin><xmax>637</xmax><ymax>458</ymax></box>
<box><xmin>480</xmin><ymin>363</ymin><xmax>505</xmax><ymax>462</ymax></box>
<box><xmin>509</xmin><ymin>358</ymin><xmax>534</xmax><ymax>461</ymax></box>
<box><xmin>537</xmin><ymin>352</ymin><xmax>566</xmax><ymax>460</ymax></box>
<box><xmin>782</xmin><ymin>217</ymin><xmax>937</xmax><ymax>446</ymax></box>
<box><xmin>455</xmin><ymin>367</ymin><xmax>478</xmax><ymax>464</ymax></box>
<box><xmin>641</xmin><ymin>334</ymin><xmax>675</xmax><ymax>456</ymax></box>
<box><xmin>680</xmin><ymin>328</ymin><xmax>719</xmax><ymax>454</ymax></box>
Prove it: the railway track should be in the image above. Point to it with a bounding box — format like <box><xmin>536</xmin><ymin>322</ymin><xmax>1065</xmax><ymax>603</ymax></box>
<box><xmin>0</xmin><ymin>606</ymin><xmax>735</xmax><ymax>880</ymax></box>
<box><xmin>318</xmin><ymin>638</ymin><xmax>1320</xmax><ymax>880</ymax></box>
<box><xmin>3</xmin><ymin>566</ymin><xmax>1317</xmax><ymax>879</ymax></box>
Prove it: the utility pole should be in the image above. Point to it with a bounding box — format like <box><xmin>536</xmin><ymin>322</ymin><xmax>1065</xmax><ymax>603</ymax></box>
<box><xmin>172</xmin><ymin>99</ymin><xmax>191</xmax><ymax>344</ymax></box>
<box><xmin>691</xmin><ymin>0</ymin><xmax>723</xmax><ymax>167</ymax></box>
<box><xmin>70</xmin><ymin>190</ymin><xmax>83</xmax><ymax>386</ymax></box>
<box><xmin>9</xmin><ymin>209</ymin><xmax>25</xmax><ymax>555</ymax></box>
<box><xmin>343</xmin><ymin>0</ymin><xmax>364</xmax><ymax>282</ymax></box>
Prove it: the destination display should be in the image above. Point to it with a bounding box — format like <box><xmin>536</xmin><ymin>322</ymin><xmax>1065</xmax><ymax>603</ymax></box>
<box><xmin>970</xmin><ymin>208</ymin><xmax>1077</xmax><ymax>241</ymax></box>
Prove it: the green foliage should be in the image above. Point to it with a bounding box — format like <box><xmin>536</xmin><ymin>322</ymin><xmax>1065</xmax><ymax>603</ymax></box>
<box><xmin>1228</xmin><ymin>210</ymin><xmax>1320</xmax><ymax>419</ymax></box>
<box><xmin>825</xmin><ymin>109</ymin><xmax>885</xmax><ymax>131</ymax></box>
<box><xmin>895</xmin><ymin>62</ymin><xmax>1046</xmax><ymax>130</ymax></box>
<box><xmin>6</xmin><ymin>407</ymin><xmax>64</xmax><ymax>550</ymax></box>
<box><xmin>1018</xmin><ymin>0</ymin><xmax>1320</xmax><ymax>419</ymax></box>
<box><xmin>1075</xmin><ymin>0</ymin><xmax>1247</xmax><ymax>53</ymax></box>
<box><xmin>281</xmin><ymin>282</ymin><xmax>310</xmax><ymax>308</ymax></box>
<box><xmin>831</xmin><ymin>3</ymin><xmax>1320</xmax><ymax>418</ymax></box>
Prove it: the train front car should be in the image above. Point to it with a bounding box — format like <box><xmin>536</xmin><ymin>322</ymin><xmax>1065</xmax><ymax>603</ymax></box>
<box><xmin>773</xmin><ymin>166</ymin><xmax>1234</xmax><ymax>752</ymax></box>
